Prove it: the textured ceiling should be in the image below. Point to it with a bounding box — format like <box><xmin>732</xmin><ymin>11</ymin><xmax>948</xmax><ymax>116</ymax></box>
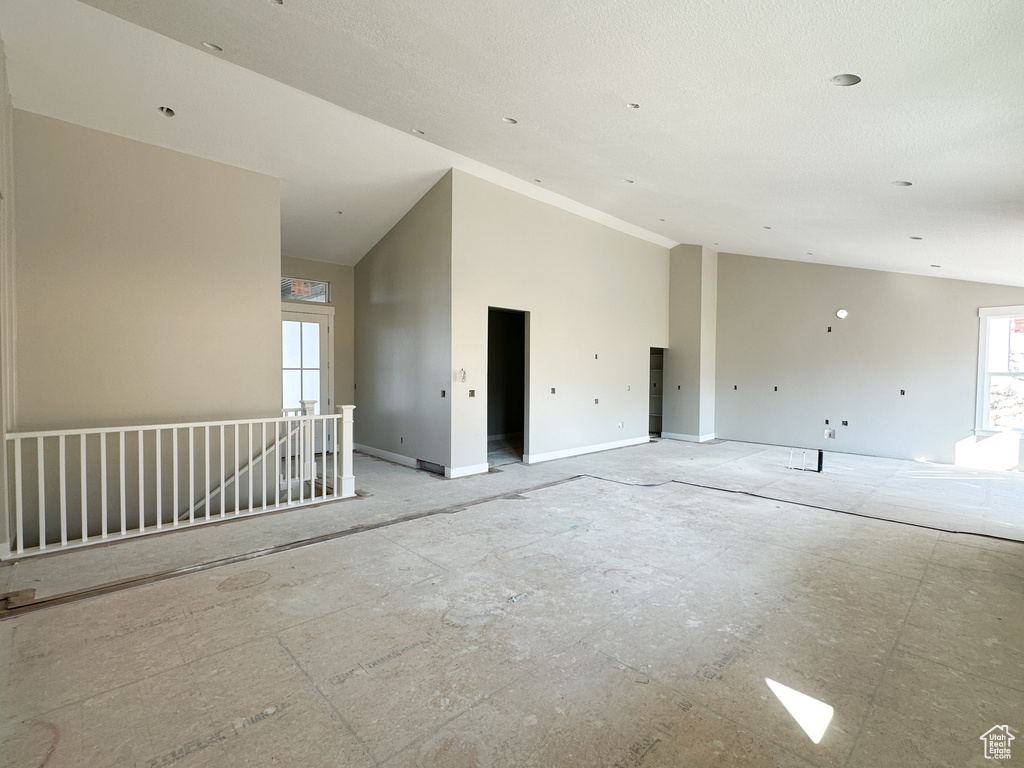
<box><xmin>2</xmin><ymin>0</ymin><xmax>1023</xmax><ymax>284</ymax></box>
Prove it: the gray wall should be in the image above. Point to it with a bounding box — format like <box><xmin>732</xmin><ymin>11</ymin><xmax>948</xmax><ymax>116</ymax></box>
<box><xmin>0</xmin><ymin>32</ymin><xmax>14</xmax><ymax>556</ymax></box>
<box><xmin>354</xmin><ymin>171</ymin><xmax>453</xmax><ymax>468</ymax></box>
<box><xmin>715</xmin><ymin>253</ymin><xmax>1024</xmax><ymax>463</ymax></box>
<box><xmin>281</xmin><ymin>255</ymin><xmax>355</xmax><ymax>408</ymax></box>
<box><xmin>13</xmin><ymin>111</ymin><xmax>282</xmax><ymax>430</ymax></box>
<box><xmin>451</xmin><ymin>170</ymin><xmax>669</xmax><ymax>472</ymax></box>
<box><xmin>663</xmin><ymin>245</ymin><xmax>718</xmax><ymax>441</ymax></box>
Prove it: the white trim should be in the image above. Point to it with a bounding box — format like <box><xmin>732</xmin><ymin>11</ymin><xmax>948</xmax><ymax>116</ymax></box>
<box><xmin>445</xmin><ymin>463</ymin><xmax>489</xmax><ymax>478</ymax></box>
<box><xmin>0</xmin><ymin>540</ymin><xmax>10</xmax><ymax>561</ymax></box>
<box><xmin>662</xmin><ymin>432</ymin><xmax>716</xmax><ymax>443</ymax></box>
<box><xmin>353</xmin><ymin>443</ymin><xmax>418</xmax><ymax>469</ymax></box>
<box><xmin>979</xmin><ymin>305</ymin><xmax>1024</xmax><ymax>318</ymax></box>
<box><xmin>281</xmin><ymin>301</ymin><xmax>335</xmax><ymax>316</ymax></box>
<box><xmin>524</xmin><ymin>436</ymin><xmax>649</xmax><ymax>465</ymax></box>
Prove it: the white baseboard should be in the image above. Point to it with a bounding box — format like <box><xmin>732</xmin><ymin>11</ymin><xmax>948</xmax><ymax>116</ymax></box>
<box><xmin>353</xmin><ymin>443</ymin><xmax>418</xmax><ymax>469</ymax></box>
<box><xmin>446</xmin><ymin>463</ymin><xmax>490</xmax><ymax>479</ymax></box>
<box><xmin>662</xmin><ymin>432</ymin><xmax>716</xmax><ymax>443</ymax></box>
<box><xmin>524</xmin><ymin>436</ymin><xmax>649</xmax><ymax>465</ymax></box>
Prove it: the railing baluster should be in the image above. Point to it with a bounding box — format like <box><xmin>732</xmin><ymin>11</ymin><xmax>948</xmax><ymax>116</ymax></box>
<box><xmin>333</xmin><ymin>415</ymin><xmax>340</xmax><ymax>498</ymax></box>
<box><xmin>188</xmin><ymin>426</ymin><xmax>195</xmax><ymax>524</ymax></box>
<box><xmin>37</xmin><ymin>437</ymin><xmax>46</xmax><ymax>550</ymax></box>
<box><xmin>234</xmin><ymin>423</ymin><xmax>240</xmax><ymax>515</ymax></box>
<box><xmin>155</xmin><ymin>428</ymin><xmax>162</xmax><ymax>529</ymax></box>
<box><xmin>138</xmin><ymin>430</ymin><xmax>145</xmax><ymax>533</ymax></box>
<box><xmin>119</xmin><ymin>431</ymin><xmax>126</xmax><ymax>535</ymax></box>
<box><xmin>260</xmin><ymin>421</ymin><xmax>267</xmax><ymax>511</ymax></box>
<box><xmin>80</xmin><ymin>434</ymin><xmax>88</xmax><ymax>543</ymax></box>
<box><xmin>274</xmin><ymin>420</ymin><xmax>281</xmax><ymax>507</ymax></box>
<box><xmin>286</xmin><ymin>419</ymin><xmax>293</xmax><ymax>504</ymax></box>
<box><xmin>101</xmin><ymin>433</ymin><xmax>108</xmax><ymax>538</ymax></box>
<box><xmin>14</xmin><ymin>438</ymin><xmax>23</xmax><ymax>553</ymax></box>
<box><xmin>59</xmin><ymin>434</ymin><xmax>68</xmax><ymax>546</ymax></box>
<box><xmin>248</xmin><ymin>422</ymin><xmax>254</xmax><ymax>512</ymax></box>
<box><xmin>172</xmin><ymin>429</ymin><xmax>179</xmax><ymax>527</ymax></box>
<box><xmin>204</xmin><ymin>426</ymin><xmax>211</xmax><ymax>520</ymax></box>
<box><xmin>220</xmin><ymin>425</ymin><xmax>226</xmax><ymax>518</ymax></box>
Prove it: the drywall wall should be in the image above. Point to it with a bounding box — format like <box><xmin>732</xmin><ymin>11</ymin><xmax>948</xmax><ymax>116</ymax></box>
<box><xmin>281</xmin><ymin>256</ymin><xmax>355</xmax><ymax>408</ymax></box>
<box><xmin>663</xmin><ymin>245</ymin><xmax>718</xmax><ymax>441</ymax></box>
<box><xmin>353</xmin><ymin>171</ymin><xmax>452</xmax><ymax>469</ymax></box>
<box><xmin>715</xmin><ymin>253</ymin><xmax>1024</xmax><ymax>464</ymax></box>
<box><xmin>0</xmin><ymin>33</ymin><xmax>14</xmax><ymax>556</ymax></box>
<box><xmin>451</xmin><ymin>170</ymin><xmax>669</xmax><ymax>473</ymax></box>
<box><xmin>13</xmin><ymin>111</ymin><xmax>281</xmax><ymax>430</ymax></box>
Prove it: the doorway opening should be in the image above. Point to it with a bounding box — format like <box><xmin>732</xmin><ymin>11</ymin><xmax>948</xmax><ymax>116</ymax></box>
<box><xmin>487</xmin><ymin>307</ymin><xmax>528</xmax><ymax>467</ymax></box>
<box><xmin>649</xmin><ymin>347</ymin><xmax>664</xmax><ymax>438</ymax></box>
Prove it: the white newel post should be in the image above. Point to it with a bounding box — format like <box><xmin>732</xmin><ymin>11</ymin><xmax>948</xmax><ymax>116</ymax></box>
<box><xmin>301</xmin><ymin>400</ymin><xmax>316</xmax><ymax>482</ymax></box>
<box><xmin>339</xmin><ymin>405</ymin><xmax>355</xmax><ymax>498</ymax></box>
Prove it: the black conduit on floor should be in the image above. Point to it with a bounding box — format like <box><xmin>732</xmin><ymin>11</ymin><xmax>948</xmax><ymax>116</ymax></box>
<box><xmin>2</xmin><ymin>471</ymin><xmax>1016</xmax><ymax>618</ymax></box>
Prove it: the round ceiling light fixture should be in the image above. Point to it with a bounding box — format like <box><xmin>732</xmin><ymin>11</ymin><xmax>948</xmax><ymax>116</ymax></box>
<box><xmin>836</xmin><ymin>309</ymin><xmax>849</xmax><ymax>319</ymax></box>
<box><xmin>891</xmin><ymin>180</ymin><xmax>913</xmax><ymax>186</ymax></box>
<box><xmin>202</xmin><ymin>41</ymin><xmax>223</xmax><ymax>51</ymax></box>
<box><xmin>158</xmin><ymin>106</ymin><xmax>175</xmax><ymax>117</ymax></box>
<box><xmin>830</xmin><ymin>73</ymin><xmax>861</xmax><ymax>86</ymax></box>
<box><xmin>502</xmin><ymin>117</ymin><xmax>518</xmax><ymax>124</ymax></box>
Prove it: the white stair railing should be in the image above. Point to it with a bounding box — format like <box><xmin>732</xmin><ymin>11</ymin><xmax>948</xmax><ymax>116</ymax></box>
<box><xmin>4</xmin><ymin>404</ymin><xmax>355</xmax><ymax>558</ymax></box>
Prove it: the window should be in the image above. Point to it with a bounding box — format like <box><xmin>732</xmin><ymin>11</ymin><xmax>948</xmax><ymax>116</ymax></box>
<box><xmin>977</xmin><ymin>306</ymin><xmax>1024</xmax><ymax>431</ymax></box>
<box><xmin>281</xmin><ymin>276</ymin><xmax>329</xmax><ymax>303</ymax></box>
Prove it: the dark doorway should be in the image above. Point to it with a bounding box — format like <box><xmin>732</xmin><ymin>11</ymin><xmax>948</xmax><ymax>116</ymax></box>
<box><xmin>649</xmin><ymin>347</ymin><xmax>664</xmax><ymax>437</ymax></box>
<box><xmin>487</xmin><ymin>308</ymin><xmax>527</xmax><ymax>466</ymax></box>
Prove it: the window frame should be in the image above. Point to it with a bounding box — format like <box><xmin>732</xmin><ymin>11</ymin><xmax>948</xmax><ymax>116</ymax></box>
<box><xmin>976</xmin><ymin>305</ymin><xmax>1024</xmax><ymax>434</ymax></box>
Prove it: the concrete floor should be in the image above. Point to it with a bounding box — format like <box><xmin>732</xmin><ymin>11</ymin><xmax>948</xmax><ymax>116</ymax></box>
<box><xmin>1</xmin><ymin>439</ymin><xmax>1022</xmax><ymax>766</ymax></box>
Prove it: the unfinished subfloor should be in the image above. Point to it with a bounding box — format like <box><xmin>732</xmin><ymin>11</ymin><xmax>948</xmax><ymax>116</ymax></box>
<box><xmin>1</xmin><ymin>439</ymin><xmax>1022</xmax><ymax>767</ymax></box>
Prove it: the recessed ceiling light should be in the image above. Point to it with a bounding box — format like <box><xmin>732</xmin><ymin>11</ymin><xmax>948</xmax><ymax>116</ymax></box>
<box><xmin>158</xmin><ymin>106</ymin><xmax>175</xmax><ymax>117</ymax></box>
<box><xmin>623</xmin><ymin>179</ymin><xmax>634</xmax><ymax>183</ymax></box>
<box><xmin>337</xmin><ymin>211</ymin><xmax>343</xmax><ymax>215</ymax></box>
<box><xmin>909</xmin><ymin>236</ymin><xmax>923</xmax><ymax>240</ymax></box>
<box><xmin>806</xmin><ymin>252</ymin><xmax>813</xmax><ymax>256</ymax></box>
<box><xmin>659</xmin><ymin>218</ymin><xmax>666</xmax><ymax>222</ymax></box>
<box><xmin>836</xmin><ymin>309</ymin><xmax>849</xmax><ymax>319</ymax></box>
<box><xmin>930</xmin><ymin>264</ymin><xmax>941</xmax><ymax>268</ymax></box>
<box><xmin>267</xmin><ymin>0</ymin><xmax>283</xmax><ymax>4</ymax></box>
<box><xmin>502</xmin><ymin>117</ymin><xmax>518</xmax><ymax>124</ymax></box>
<box><xmin>532</xmin><ymin>178</ymin><xmax>541</xmax><ymax>183</ymax></box>
<box><xmin>411</xmin><ymin>129</ymin><xmax>424</xmax><ymax>135</ymax></box>
<box><xmin>891</xmin><ymin>180</ymin><xmax>913</xmax><ymax>186</ymax></box>
<box><xmin>626</xmin><ymin>102</ymin><xmax>640</xmax><ymax>109</ymax></box>
<box><xmin>830</xmin><ymin>73</ymin><xmax>861</xmax><ymax>86</ymax></box>
<box><xmin>763</xmin><ymin>226</ymin><xmax>772</xmax><ymax>230</ymax></box>
<box><xmin>202</xmin><ymin>42</ymin><xmax>223</xmax><ymax>51</ymax></box>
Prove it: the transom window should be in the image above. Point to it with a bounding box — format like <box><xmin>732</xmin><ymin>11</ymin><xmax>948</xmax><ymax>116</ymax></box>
<box><xmin>281</xmin><ymin>276</ymin><xmax>329</xmax><ymax>303</ymax></box>
<box><xmin>977</xmin><ymin>306</ymin><xmax>1024</xmax><ymax>432</ymax></box>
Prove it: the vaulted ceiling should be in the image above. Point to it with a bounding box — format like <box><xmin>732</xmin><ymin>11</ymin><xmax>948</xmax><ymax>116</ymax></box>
<box><xmin>1</xmin><ymin>0</ymin><xmax>1022</xmax><ymax>285</ymax></box>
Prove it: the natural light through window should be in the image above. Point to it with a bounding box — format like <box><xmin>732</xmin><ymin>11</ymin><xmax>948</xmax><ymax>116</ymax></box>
<box><xmin>977</xmin><ymin>306</ymin><xmax>1024</xmax><ymax>432</ymax></box>
<box><xmin>765</xmin><ymin>678</ymin><xmax>834</xmax><ymax>744</ymax></box>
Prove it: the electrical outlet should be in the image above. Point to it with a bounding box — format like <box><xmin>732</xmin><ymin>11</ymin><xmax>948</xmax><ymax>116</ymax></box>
<box><xmin>842</xmin><ymin>420</ymin><xmax>848</xmax><ymax>426</ymax></box>
<box><xmin>469</xmin><ymin>390</ymin><xmax>475</xmax><ymax>397</ymax></box>
<box><xmin>594</xmin><ymin>398</ymin><xmax>599</xmax><ymax>404</ymax></box>
<box><xmin>551</xmin><ymin>387</ymin><xmax>556</xmax><ymax>394</ymax></box>
<box><xmin>825</xmin><ymin>429</ymin><xmax>836</xmax><ymax>439</ymax></box>
<box><xmin>618</xmin><ymin>421</ymin><xmax>624</xmax><ymax>428</ymax></box>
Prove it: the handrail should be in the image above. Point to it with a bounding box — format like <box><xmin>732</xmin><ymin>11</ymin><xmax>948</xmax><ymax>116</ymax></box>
<box><xmin>4</xmin><ymin>405</ymin><xmax>356</xmax><ymax>558</ymax></box>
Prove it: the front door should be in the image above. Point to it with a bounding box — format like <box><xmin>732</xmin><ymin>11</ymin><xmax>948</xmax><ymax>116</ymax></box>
<box><xmin>282</xmin><ymin>306</ymin><xmax>334</xmax><ymax>452</ymax></box>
